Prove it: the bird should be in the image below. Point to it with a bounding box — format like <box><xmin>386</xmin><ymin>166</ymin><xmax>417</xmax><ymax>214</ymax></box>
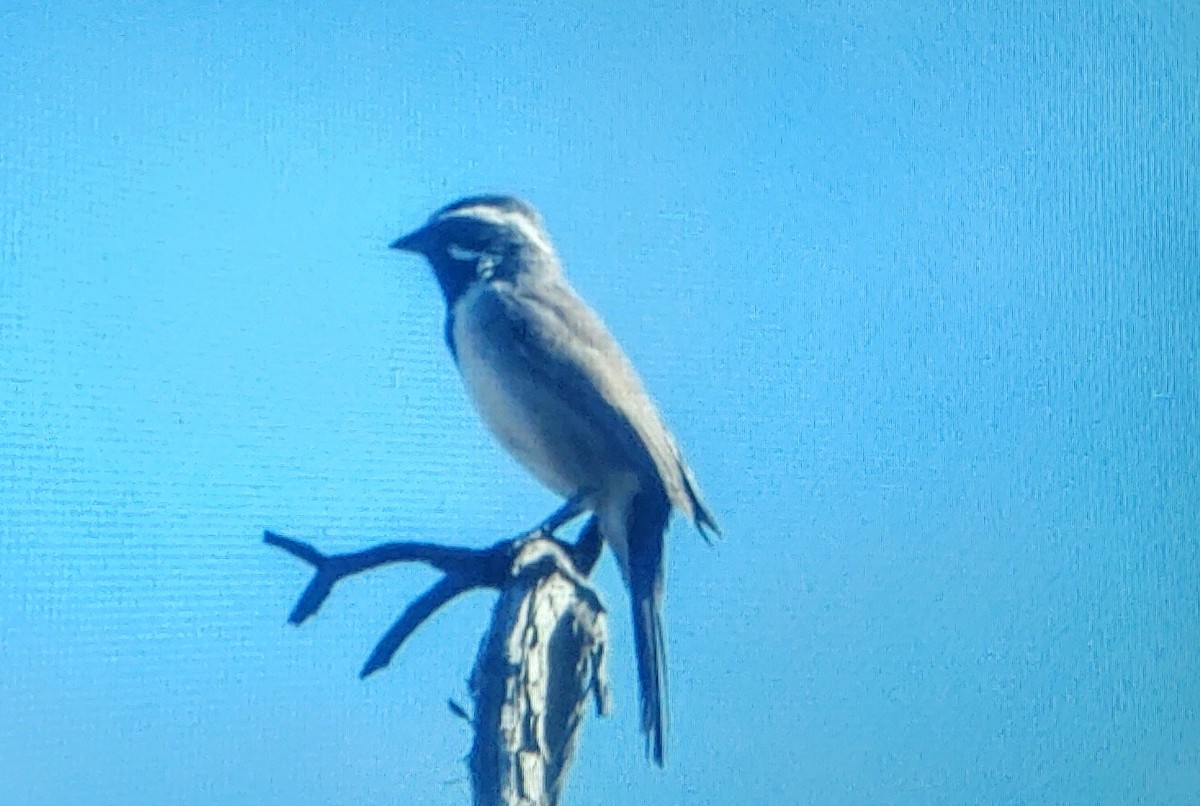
<box><xmin>389</xmin><ymin>195</ymin><xmax>719</xmax><ymax>766</ymax></box>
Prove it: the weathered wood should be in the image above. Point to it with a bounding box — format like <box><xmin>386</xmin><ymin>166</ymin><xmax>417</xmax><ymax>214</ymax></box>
<box><xmin>469</xmin><ymin>538</ymin><xmax>610</xmax><ymax>806</ymax></box>
<box><xmin>267</xmin><ymin>521</ymin><xmax>610</xmax><ymax>806</ymax></box>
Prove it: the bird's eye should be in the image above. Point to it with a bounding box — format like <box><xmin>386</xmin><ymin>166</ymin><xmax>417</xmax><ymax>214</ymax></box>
<box><xmin>446</xmin><ymin>244</ymin><xmax>484</xmax><ymax>263</ymax></box>
<box><xmin>446</xmin><ymin>243</ymin><xmax>501</xmax><ymax>279</ymax></box>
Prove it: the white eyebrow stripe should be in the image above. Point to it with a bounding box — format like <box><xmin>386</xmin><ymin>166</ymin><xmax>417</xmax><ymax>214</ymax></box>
<box><xmin>447</xmin><ymin>205</ymin><xmax>508</xmax><ymax>226</ymax></box>
<box><xmin>443</xmin><ymin>205</ymin><xmax>554</xmax><ymax>254</ymax></box>
<box><xmin>509</xmin><ymin>215</ymin><xmax>554</xmax><ymax>253</ymax></box>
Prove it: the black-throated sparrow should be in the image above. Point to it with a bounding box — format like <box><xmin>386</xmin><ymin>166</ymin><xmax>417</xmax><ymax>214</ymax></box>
<box><xmin>390</xmin><ymin>195</ymin><xmax>719</xmax><ymax>765</ymax></box>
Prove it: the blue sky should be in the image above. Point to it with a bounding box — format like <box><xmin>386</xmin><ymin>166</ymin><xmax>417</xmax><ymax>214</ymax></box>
<box><xmin>2</xmin><ymin>2</ymin><xmax>1198</xmax><ymax>804</ymax></box>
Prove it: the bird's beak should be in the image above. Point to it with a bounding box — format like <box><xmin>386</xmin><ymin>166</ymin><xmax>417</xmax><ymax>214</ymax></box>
<box><xmin>389</xmin><ymin>225</ymin><xmax>430</xmax><ymax>254</ymax></box>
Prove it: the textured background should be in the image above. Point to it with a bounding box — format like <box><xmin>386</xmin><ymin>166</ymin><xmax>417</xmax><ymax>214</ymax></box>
<box><xmin>2</xmin><ymin>2</ymin><xmax>1198</xmax><ymax>803</ymax></box>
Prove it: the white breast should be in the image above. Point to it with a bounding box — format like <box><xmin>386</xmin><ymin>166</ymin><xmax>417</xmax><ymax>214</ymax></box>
<box><xmin>451</xmin><ymin>283</ymin><xmax>580</xmax><ymax>497</ymax></box>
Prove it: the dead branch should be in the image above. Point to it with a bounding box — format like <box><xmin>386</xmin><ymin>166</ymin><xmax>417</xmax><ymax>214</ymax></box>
<box><xmin>266</xmin><ymin>518</ymin><xmax>608</xmax><ymax>805</ymax></box>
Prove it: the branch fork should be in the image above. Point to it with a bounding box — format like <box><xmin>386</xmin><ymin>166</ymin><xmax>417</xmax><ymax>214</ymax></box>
<box><xmin>266</xmin><ymin>517</ymin><xmax>609</xmax><ymax>806</ymax></box>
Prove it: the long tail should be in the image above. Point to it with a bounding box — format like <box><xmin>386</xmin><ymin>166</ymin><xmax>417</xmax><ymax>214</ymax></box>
<box><xmin>626</xmin><ymin>486</ymin><xmax>672</xmax><ymax>767</ymax></box>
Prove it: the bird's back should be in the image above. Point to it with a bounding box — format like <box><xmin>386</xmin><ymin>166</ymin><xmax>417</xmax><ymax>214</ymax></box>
<box><xmin>487</xmin><ymin>271</ymin><xmax>718</xmax><ymax>535</ymax></box>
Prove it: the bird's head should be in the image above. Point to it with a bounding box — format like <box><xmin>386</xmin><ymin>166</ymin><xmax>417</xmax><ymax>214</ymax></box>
<box><xmin>391</xmin><ymin>195</ymin><xmax>558</xmax><ymax>306</ymax></box>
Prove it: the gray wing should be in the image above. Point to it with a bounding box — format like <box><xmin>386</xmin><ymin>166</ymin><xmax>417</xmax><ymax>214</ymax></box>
<box><xmin>495</xmin><ymin>276</ymin><xmax>719</xmax><ymax>536</ymax></box>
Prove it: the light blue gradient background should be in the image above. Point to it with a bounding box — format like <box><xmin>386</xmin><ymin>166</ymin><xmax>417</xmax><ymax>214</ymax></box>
<box><xmin>2</xmin><ymin>3</ymin><xmax>1198</xmax><ymax>804</ymax></box>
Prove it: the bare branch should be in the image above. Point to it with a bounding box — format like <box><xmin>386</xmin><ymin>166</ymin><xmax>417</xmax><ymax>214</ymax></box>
<box><xmin>469</xmin><ymin>538</ymin><xmax>610</xmax><ymax>806</ymax></box>
<box><xmin>267</xmin><ymin>518</ymin><xmax>611</xmax><ymax>806</ymax></box>
<box><xmin>360</xmin><ymin>573</ymin><xmax>479</xmax><ymax>678</ymax></box>
<box><xmin>264</xmin><ymin>529</ymin><xmax>509</xmax><ymax>625</ymax></box>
